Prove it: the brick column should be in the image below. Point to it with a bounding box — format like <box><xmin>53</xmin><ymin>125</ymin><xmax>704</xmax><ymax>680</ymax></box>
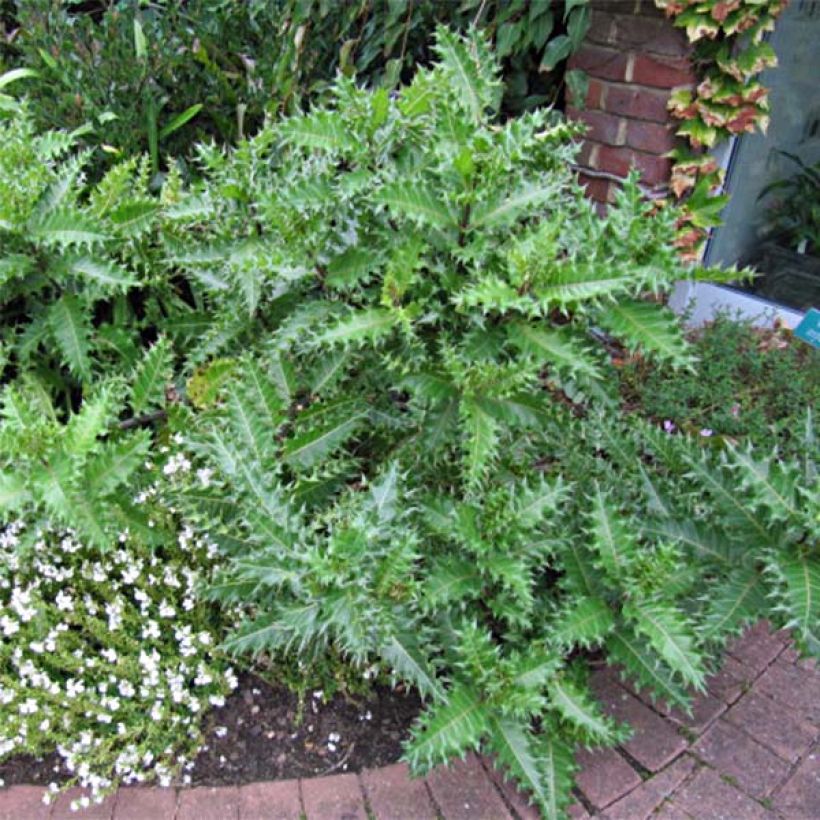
<box><xmin>566</xmin><ymin>0</ymin><xmax>695</xmax><ymax>206</ymax></box>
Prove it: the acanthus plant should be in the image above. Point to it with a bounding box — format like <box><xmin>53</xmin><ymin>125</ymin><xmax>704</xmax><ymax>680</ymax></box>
<box><xmin>160</xmin><ymin>29</ymin><xmax>768</xmax><ymax>817</ymax></box>
<box><xmin>0</xmin><ymin>28</ymin><xmax>815</xmax><ymax>818</ymax></box>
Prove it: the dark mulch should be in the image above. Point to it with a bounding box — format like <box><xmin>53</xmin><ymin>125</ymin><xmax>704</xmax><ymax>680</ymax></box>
<box><xmin>0</xmin><ymin>671</ymin><xmax>421</xmax><ymax>790</ymax></box>
<box><xmin>190</xmin><ymin>671</ymin><xmax>421</xmax><ymax>784</ymax></box>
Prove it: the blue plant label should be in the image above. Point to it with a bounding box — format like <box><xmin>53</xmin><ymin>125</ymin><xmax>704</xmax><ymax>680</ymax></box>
<box><xmin>794</xmin><ymin>308</ymin><xmax>820</xmax><ymax>349</ymax></box>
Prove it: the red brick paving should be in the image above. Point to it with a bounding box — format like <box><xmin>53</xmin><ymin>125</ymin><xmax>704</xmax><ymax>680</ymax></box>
<box><xmin>693</xmin><ymin>720</ymin><xmax>790</xmax><ymax>799</ymax></box>
<box><xmin>360</xmin><ymin>762</ymin><xmax>436</xmax><ymax>820</ymax></box>
<box><xmin>3</xmin><ymin>622</ymin><xmax>819</xmax><ymax>819</ymax></box>
<box><xmin>574</xmin><ymin>747</ymin><xmax>642</xmax><ymax>810</ymax></box>
<box><xmin>772</xmin><ymin>747</ymin><xmax>820</xmax><ymax>817</ymax></box>
<box><xmin>756</xmin><ymin>657</ymin><xmax>820</xmax><ymax>726</ymax></box>
<box><xmin>591</xmin><ymin>673</ymin><xmax>687</xmax><ymax>772</ymax></box>
<box><xmin>424</xmin><ymin>754</ymin><xmax>512</xmax><ymax>819</ymax></box>
<box><xmin>176</xmin><ymin>785</ymin><xmax>240</xmax><ymax>820</ymax></box>
<box><xmin>723</xmin><ymin>691</ymin><xmax>816</xmax><ymax>764</ymax></box>
<box><xmin>0</xmin><ymin>785</ymin><xmax>51</xmax><ymax>820</ymax></box>
<box><xmin>237</xmin><ymin>780</ymin><xmax>302</xmax><ymax>820</ymax></box>
<box><xmin>300</xmin><ymin>773</ymin><xmax>366</xmax><ymax>820</ymax></box>
<box><xmin>114</xmin><ymin>787</ymin><xmax>177</xmax><ymax>820</ymax></box>
<box><xmin>602</xmin><ymin>755</ymin><xmax>695</xmax><ymax>820</ymax></box>
<box><xmin>669</xmin><ymin>766</ymin><xmax>773</xmax><ymax>819</ymax></box>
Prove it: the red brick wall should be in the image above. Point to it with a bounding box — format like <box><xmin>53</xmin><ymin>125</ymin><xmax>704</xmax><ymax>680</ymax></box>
<box><xmin>566</xmin><ymin>1</ymin><xmax>695</xmax><ymax>205</ymax></box>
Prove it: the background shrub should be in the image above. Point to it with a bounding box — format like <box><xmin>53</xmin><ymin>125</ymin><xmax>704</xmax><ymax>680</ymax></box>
<box><xmin>0</xmin><ymin>0</ymin><xmax>590</xmax><ymax>170</ymax></box>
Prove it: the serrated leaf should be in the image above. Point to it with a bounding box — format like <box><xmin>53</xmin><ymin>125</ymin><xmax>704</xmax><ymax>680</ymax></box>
<box><xmin>107</xmin><ymin>200</ymin><xmax>158</xmax><ymax>235</ymax></box>
<box><xmin>605</xmin><ymin>626</ymin><xmax>691</xmax><ymax>711</ymax></box>
<box><xmin>279</xmin><ymin>110</ymin><xmax>358</xmax><ymax>152</ymax></box>
<box><xmin>700</xmin><ymin>569</ymin><xmax>767</xmax><ymax>639</ymax></box>
<box><xmin>68</xmin><ymin>256</ymin><xmax>137</xmax><ymax>289</ymax></box>
<box><xmin>550</xmin><ymin>596</ymin><xmax>614</xmax><ymax>649</ymax></box>
<box><xmin>547</xmin><ymin>675</ymin><xmax>621</xmax><ymax>744</ymax></box>
<box><xmin>380</xmin><ymin>632</ymin><xmax>443</xmax><ymax>701</ymax></box>
<box><xmin>374</xmin><ymin>182</ymin><xmax>457</xmax><ymax>230</ymax></box>
<box><xmin>773</xmin><ymin>554</ymin><xmax>820</xmax><ymax>655</ymax></box>
<box><xmin>31</xmin><ymin>209</ymin><xmax>107</xmax><ymax>247</ymax></box>
<box><xmin>130</xmin><ymin>337</ymin><xmax>172</xmax><ymax>415</ymax></box>
<box><xmin>65</xmin><ymin>388</ymin><xmax>113</xmax><ymax>456</ymax></box>
<box><xmin>86</xmin><ymin>431</ymin><xmax>152</xmax><ymax>496</ymax></box>
<box><xmin>487</xmin><ymin>718</ymin><xmax>553</xmax><ymax>816</ymax></box>
<box><xmin>623</xmin><ymin>601</ymin><xmax>705</xmax><ymax>690</ymax></box>
<box><xmin>472</xmin><ymin>183</ymin><xmax>561</xmax><ymax>229</ymax></box>
<box><xmin>461</xmin><ymin>398</ymin><xmax>498</xmax><ymax>488</ymax></box>
<box><xmin>588</xmin><ymin>486</ymin><xmax>634</xmax><ymax>582</ymax></box>
<box><xmin>0</xmin><ymin>472</ymin><xmax>31</xmax><ymax>510</ymax></box>
<box><xmin>283</xmin><ymin>414</ymin><xmax>364</xmax><ymax>469</ymax></box>
<box><xmin>509</xmin><ymin>322</ymin><xmax>601</xmax><ymax>380</ymax></box>
<box><xmin>434</xmin><ymin>27</ymin><xmax>499</xmax><ymax>122</ymax></box>
<box><xmin>597</xmin><ymin>300</ymin><xmax>692</xmax><ymax>367</ymax></box>
<box><xmin>48</xmin><ymin>294</ymin><xmax>92</xmax><ymax>378</ymax></box>
<box><xmin>404</xmin><ymin>683</ymin><xmax>489</xmax><ymax>771</ymax></box>
<box><xmin>311</xmin><ymin>309</ymin><xmax>395</xmax><ymax>348</ymax></box>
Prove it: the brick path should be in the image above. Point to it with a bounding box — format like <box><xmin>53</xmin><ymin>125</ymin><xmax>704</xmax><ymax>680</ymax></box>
<box><xmin>2</xmin><ymin>622</ymin><xmax>818</xmax><ymax>819</ymax></box>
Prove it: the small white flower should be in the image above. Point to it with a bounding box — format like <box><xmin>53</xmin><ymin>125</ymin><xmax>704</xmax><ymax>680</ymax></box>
<box><xmin>55</xmin><ymin>590</ymin><xmax>74</xmax><ymax>612</ymax></box>
<box><xmin>196</xmin><ymin>467</ymin><xmax>214</xmax><ymax>488</ymax></box>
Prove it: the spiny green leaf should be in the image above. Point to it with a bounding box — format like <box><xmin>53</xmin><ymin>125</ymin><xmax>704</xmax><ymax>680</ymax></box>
<box><xmin>283</xmin><ymin>413</ymin><xmax>364</xmax><ymax>469</ymax></box>
<box><xmin>31</xmin><ymin>209</ymin><xmax>107</xmax><ymax>247</ymax></box>
<box><xmin>547</xmin><ymin>675</ymin><xmax>623</xmax><ymax>744</ymax></box>
<box><xmin>508</xmin><ymin>322</ymin><xmax>602</xmax><ymax>380</ymax></box>
<box><xmin>130</xmin><ymin>337</ymin><xmax>172</xmax><ymax>415</ymax></box>
<box><xmin>0</xmin><ymin>472</ymin><xmax>31</xmax><ymax>511</ymax></box>
<box><xmin>404</xmin><ymin>683</ymin><xmax>489</xmax><ymax>771</ymax></box>
<box><xmin>68</xmin><ymin>256</ymin><xmax>137</xmax><ymax>289</ymax></box>
<box><xmin>605</xmin><ymin>625</ymin><xmax>691</xmax><ymax>711</ymax></box>
<box><xmin>700</xmin><ymin>569</ymin><xmax>768</xmax><ymax>639</ymax></box>
<box><xmin>771</xmin><ymin>553</ymin><xmax>820</xmax><ymax>655</ymax></box>
<box><xmin>374</xmin><ymin>183</ymin><xmax>457</xmax><ymax>230</ymax></box>
<box><xmin>472</xmin><ymin>182</ymin><xmax>561</xmax><ymax>229</ymax></box>
<box><xmin>48</xmin><ymin>294</ymin><xmax>92</xmax><ymax>378</ymax></box>
<box><xmin>279</xmin><ymin>110</ymin><xmax>359</xmax><ymax>152</ymax></box>
<box><xmin>623</xmin><ymin>601</ymin><xmax>705</xmax><ymax>690</ymax></box>
<box><xmin>86</xmin><ymin>431</ymin><xmax>152</xmax><ymax>496</ymax></box>
<box><xmin>597</xmin><ymin>300</ymin><xmax>692</xmax><ymax>367</ymax></box>
<box><xmin>549</xmin><ymin>596</ymin><xmax>614</xmax><ymax>649</ymax></box>
<box><xmin>310</xmin><ymin>309</ymin><xmax>395</xmax><ymax>348</ymax></box>
<box><xmin>487</xmin><ymin>718</ymin><xmax>552</xmax><ymax>816</ymax></box>
<box><xmin>380</xmin><ymin>632</ymin><xmax>443</xmax><ymax>701</ymax></box>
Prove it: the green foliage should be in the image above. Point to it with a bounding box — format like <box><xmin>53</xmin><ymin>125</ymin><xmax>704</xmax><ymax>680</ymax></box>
<box><xmin>618</xmin><ymin>313</ymin><xmax>820</xmax><ymax>461</ymax></box>
<box><xmin>640</xmin><ymin>419</ymin><xmax>819</xmax><ymax>655</ymax></box>
<box><xmin>2</xmin><ymin>0</ymin><xmax>590</xmax><ymax>166</ymax></box>
<box><xmin>1</xmin><ymin>25</ymin><xmax>814</xmax><ymax>817</ymax></box>
<box><xmin>0</xmin><ymin>383</ymin><xmax>237</xmax><ymax>806</ymax></box>
<box><xmin>156</xmin><ymin>31</ymin><xmax>734</xmax><ymax>817</ymax></box>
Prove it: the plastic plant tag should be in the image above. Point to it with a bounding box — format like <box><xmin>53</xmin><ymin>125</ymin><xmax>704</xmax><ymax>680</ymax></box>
<box><xmin>794</xmin><ymin>308</ymin><xmax>820</xmax><ymax>349</ymax></box>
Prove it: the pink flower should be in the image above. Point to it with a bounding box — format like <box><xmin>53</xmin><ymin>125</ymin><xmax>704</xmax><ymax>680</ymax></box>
<box><xmin>730</xmin><ymin>403</ymin><xmax>740</xmax><ymax>417</ymax></box>
<box><xmin>700</xmin><ymin>428</ymin><xmax>713</xmax><ymax>437</ymax></box>
<box><xmin>663</xmin><ymin>420</ymin><xmax>675</xmax><ymax>434</ymax></box>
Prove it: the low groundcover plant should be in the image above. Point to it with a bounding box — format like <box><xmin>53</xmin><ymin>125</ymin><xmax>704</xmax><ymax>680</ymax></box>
<box><xmin>0</xmin><ymin>383</ymin><xmax>237</xmax><ymax>808</ymax></box>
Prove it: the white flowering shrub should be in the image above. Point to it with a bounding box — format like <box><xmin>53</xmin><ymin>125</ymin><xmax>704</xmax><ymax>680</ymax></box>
<box><xmin>0</xmin><ymin>380</ymin><xmax>237</xmax><ymax>808</ymax></box>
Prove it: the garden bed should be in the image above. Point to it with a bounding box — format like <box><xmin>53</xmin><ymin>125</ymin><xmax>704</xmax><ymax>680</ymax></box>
<box><xmin>0</xmin><ymin>672</ymin><xmax>420</xmax><ymax>790</ymax></box>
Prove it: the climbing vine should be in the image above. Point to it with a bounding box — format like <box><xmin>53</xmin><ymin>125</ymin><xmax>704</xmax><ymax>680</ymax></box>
<box><xmin>655</xmin><ymin>0</ymin><xmax>788</xmax><ymax>261</ymax></box>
